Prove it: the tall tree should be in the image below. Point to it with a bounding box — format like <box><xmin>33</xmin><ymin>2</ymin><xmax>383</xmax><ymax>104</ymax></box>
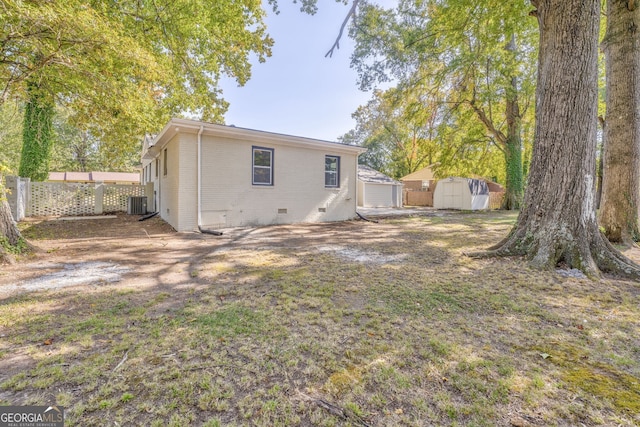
<box><xmin>341</xmin><ymin>87</ymin><xmax>444</xmax><ymax>178</ymax></box>
<box><xmin>598</xmin><ymin>0</ymin><xmax>640</xmax><ymax>244</ymax></box>
<box><xmin>482</xmin><ymin>0</ymin><xmax>640</xmax><ymax>278</ymax></box>
<box><xmin>0</xmin><ymin>0</ymin><xmax>273</xmax><ymax>257</ymax></box>
<box><xmin>341</xmin><ymin>86</ymin><xmax>504</xmax><ymax>181</ymax></box>
<box><xmin>18</xmin><ymin>80</ymin><xmax>54</xmax><ymax>181</ymax></box>
<box><xmin>349</xmin><ymin>0</ymin><xmax>537</xmax><ymax>209</ymax></box>
<box><xmin>501</xmin><ymin>35</ymin><xmax>525</xmax><ymax>209</ymax></box>
<box><xmin>2</xmin><ymin>0</ymin><xmax>273</xmax><ymax>174</ymax></box>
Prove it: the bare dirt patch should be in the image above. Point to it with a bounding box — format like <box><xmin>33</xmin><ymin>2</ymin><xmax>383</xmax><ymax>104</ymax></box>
<box><xmin>2</xmin><ymin>215</ymin><xmax>174</xmax><ymax>294</ymax></box>
<box><xmin>0</xmin><ymin>211</ymin><xmax>639</xmax><ymax>426</ymax></box>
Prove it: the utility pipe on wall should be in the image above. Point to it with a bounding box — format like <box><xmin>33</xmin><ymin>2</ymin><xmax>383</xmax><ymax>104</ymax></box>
<box><xmin>196</xmin><ymin>126</ymin><xmax>223</xmax><ymax>236</ymax></box>
<box><xmin>197</xmin><ymin>126</ymin><xmax>204</xmax><ymax>228</ymax></box>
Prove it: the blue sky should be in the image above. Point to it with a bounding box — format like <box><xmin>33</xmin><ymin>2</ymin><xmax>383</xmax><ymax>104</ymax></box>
<box><xmin>220</xmin><ymin>1</ymin><xmax>387</xmax><ymax>142</ymax></box>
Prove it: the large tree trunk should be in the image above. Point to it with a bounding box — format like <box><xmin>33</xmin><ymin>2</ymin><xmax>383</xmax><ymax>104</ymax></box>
<box><xmin>598</xmin><ymin>0</ymin><xmax>640</xmax><ymax>244</ymax></box>
<box><xmin>480</xmin><ymin>0</ymin><xmax>640</xmax><ymax>279</ymax></box>
<box><xmin>0</xmin><ymin>185</ymin><xmax>23</xmax><ymax>264</ymax></box>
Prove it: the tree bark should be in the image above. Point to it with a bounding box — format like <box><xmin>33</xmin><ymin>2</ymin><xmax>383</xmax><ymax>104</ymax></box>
<box><xmin>0</xmin><ymin>185</ymin><xmax>22</xmax><ymax>264</ymax></box>
<box><xmin>598</xmin><ymin>0</ymin><xmax>640</xmax><ymax>244</ymax></box>
<box><xmin>479</xmin><ymin>0</ymin><xmax>640</xmax><ymax>279</ymax></box>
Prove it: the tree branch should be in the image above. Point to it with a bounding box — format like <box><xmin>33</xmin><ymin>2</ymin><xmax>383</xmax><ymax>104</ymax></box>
<box><xmin>468</xmin><ymin>87</ymin><xmax>507</xmax><ymax>147</ymax></box>
<box><xmin>325</xmin><ymin>0</ymin><xmax>360</xmax><ymax>58</ymax></box>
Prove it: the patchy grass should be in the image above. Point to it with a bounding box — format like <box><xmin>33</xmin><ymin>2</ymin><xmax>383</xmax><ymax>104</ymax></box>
<box><xmin>1</xmin><ymin>211</ymin><xmax>639</xmax><ymax>426</ymax></box>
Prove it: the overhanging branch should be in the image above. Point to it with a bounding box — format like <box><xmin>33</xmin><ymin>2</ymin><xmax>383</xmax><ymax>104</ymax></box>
<box><xmin>325</xmin><ymin>0</ymin><xmax>360</xmax><ymax>58</ymax></box>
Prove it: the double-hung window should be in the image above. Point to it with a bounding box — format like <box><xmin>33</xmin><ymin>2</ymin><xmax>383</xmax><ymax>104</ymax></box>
<box><xmin>325</xmin><ymin>155</ymin><xmax>340</xmax><ymax>188</ymax></box>
<box><xmin>253</xmin><ymin>147</ymin><xmax>274</xmax><ymax>186</ymax></box>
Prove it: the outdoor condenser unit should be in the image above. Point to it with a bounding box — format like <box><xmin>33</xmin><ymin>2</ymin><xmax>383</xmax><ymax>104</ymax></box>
<box><xmin>127</xmin><ymin>196</ymin><xmax>147</xmax><ymax>215</ymax></box>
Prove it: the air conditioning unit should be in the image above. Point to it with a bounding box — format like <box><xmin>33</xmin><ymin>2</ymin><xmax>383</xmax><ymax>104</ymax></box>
<box><xmin>127</xmin><ymin>196</ymin><xmax>147</xmax><ymax>215</ymax></box>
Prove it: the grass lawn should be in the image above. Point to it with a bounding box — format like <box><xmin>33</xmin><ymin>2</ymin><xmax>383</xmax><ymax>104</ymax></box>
<box><xmin>1</xmin><ymin>211</ymin><xmax>639</xmax><ymax>426</ymax></box>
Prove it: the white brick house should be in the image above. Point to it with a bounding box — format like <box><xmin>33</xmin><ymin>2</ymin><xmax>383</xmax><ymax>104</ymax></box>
<box><xmin>141</xmin><ymin>118</ymin><xmax>366</xmax><ymax>231</ymax></box>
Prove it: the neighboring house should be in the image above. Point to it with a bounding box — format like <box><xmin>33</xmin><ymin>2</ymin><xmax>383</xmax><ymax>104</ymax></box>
<box><xmin>141</xmin><ymin>118</ymin><xmax>366</xmax><ymax>232</ymax></box>
<box><xmin>400</xmin><ymin>164</ymin><xmax>437</xmax><ymax>191</ymax></box>
<box><xmin>357</xmin><ymin>165</ymin><xmax>403</xmax><ymax>208</ymax></box>
<box><xmin>400</xmin><ymin>164</ymin><xmax>438</xmax><ymax>206</ymax></box>
<box><xmin>48</xmin><ymin>171</ymin><xmax>140</xmax><ymax>185</ymax></box>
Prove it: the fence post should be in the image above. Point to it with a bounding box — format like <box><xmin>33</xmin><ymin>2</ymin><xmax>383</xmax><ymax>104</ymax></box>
<box><xmin>23</xmin><ymin>178</ymin><xmax>31</xmax><ymax>217</ymax></box>
<box><xmin>4</xmin><ymin>176</ymin><xmax>19</xmax><ymax>221</ymax></box>
<box><xmin>95</xmin><ymin>182</ymin><xmax>104</xmax><ymax>215</ymax></box>
<box><xmin>3</xmin><ymin>176</ymin><xmax>31</xmax><ymax>221</ymax></box>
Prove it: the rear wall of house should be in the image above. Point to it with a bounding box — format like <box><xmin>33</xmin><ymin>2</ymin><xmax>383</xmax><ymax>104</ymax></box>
<box><xmin>174</xmin><ymin>134</ymin><xmax>359</xmax><ymax>230</ymax></box>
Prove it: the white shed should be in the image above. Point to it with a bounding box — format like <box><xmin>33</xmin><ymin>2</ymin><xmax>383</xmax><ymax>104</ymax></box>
<box><xmin>357</xmin><ymin>165</ymin><xmax>403</xmax><ymax>208</ymax></box>
<box><xmin>433</xmin><ymin>177</ymin><xmax>489</xmax><ymax>210</ymax></box>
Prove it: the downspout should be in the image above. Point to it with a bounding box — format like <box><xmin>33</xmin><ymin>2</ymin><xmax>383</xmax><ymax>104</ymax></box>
<box><xmin>197</xmin><ymin>126</ymin><xmax>223</xmax><ymax>235</ymax></box>
<box><xmin>197</xmin><ymin>125</ymin><xmax>203</xmax><ymax>228</ymax></box>
<box><xmin>157</xmin><ymin>152</ymin><xmax>161</xmax><ymax>217</ymax></box>
<box><xmin>355</xmin><ymin>155</ymin><xmax>361</xmax><ymax>214</ymax></box>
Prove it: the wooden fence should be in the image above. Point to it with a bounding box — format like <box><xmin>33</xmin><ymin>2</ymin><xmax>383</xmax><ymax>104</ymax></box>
<box><xmin>404</xmin><ymin>190</ymin><xmax>433</xmax><ymax>207</ymax></box>
<box><xmin>404</xmin><ymin>189</ymin><xmax>505</xmax><ymax>209</ymax></box>
<box><xmin>489</xmin><ymin>191</ymin><xmax>505</xmax><ymax>210</ymax></box>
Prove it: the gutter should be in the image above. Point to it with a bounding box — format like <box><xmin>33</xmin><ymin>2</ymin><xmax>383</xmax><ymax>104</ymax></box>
<box><xmin>196</xmin><ymin>125</ymin><xmax>223</xmax><ymax>236</ymax></box>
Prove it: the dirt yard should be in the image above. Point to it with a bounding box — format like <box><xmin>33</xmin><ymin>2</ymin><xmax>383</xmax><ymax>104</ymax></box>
<box><xmin>2</xmin><ymin>214</ymin><xmax>201</xmax><ymax>297</ymax></box>
<box><xmin>1</xmin><ymin>213</ymin><xmax>435</xmax><ymax>298</ymax></box>
<box><xmin>1</xmin><ymin>212</ymin><xmax>639</xmax><ymax>426</ymax></box>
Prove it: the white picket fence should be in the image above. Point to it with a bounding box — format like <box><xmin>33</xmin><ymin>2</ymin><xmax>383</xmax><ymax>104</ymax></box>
<box><xmin>5</xmin><ymin>176</ymin><xmax>153</xmax><ymax>221</ymax></box>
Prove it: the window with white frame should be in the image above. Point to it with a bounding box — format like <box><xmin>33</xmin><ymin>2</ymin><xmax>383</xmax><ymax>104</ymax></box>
<box><xmin>252</xmin><ymin>146</ymin><xmax>274</xmax><ymax>186</ymax></box>
<box><xmin>325</xmin><ymin>155</ymin><xmax>340</xmax><ymax>188</ymax></box>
